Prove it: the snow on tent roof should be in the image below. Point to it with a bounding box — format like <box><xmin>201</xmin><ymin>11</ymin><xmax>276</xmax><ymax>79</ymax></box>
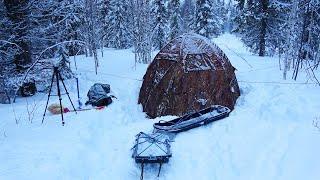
<box><xmin>180</xmin><ymin>33</ymin><xmax>221</xmax><ymax>55</ymax></box>
<box><xmin>160</xmin><ymin>33</ymin><xmax>223</xmax><ymax>57</ymax></box>
<box><xmin>157</xmin><ymin>33</ymin><xmax>228</xmax><ymax>72</ymax></box>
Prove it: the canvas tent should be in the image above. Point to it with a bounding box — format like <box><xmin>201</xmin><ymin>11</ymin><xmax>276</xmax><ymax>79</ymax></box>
<box><xmin>138</xmin><ymin>33</ymin><xmax>240</xmax><ymax>118</ymax></box>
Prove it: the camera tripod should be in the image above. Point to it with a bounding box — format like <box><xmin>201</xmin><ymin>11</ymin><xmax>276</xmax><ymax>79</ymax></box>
<box><xmin>42</xmin><ymin>66</ymin><xmax>77</xmax><ymax>126</ymax></box>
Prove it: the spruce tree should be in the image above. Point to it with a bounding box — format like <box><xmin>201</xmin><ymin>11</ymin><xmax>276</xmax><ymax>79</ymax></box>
<box><xmin>232</xmin><ymin>0</ymin><xmax>246</xmax><ymax>33</ymax></box>
<box><xmin>195</xmin><ymin>0</ymin><xmax>220</xmax><ymax>38</ymax></box>
<box><xmin>225</xmin><ymin>0</ymin><xmax>237</xmax><ymax>32</ymax></box>
<box><xmin>152</xmin><ymin>0</ymin><xmax>168</xmax><ymax>49</ymax></box>
<box><xmin>215</xmin><ymin>0</ymin><xmax>227</xmax><ymax>33</ymax></box>
<box><xmin>29</xmin><ymin>1</ymin><xmax>85</xmax><ymax>58</ymax></box>
<box><xmin>64</xmin><ymin>1</ymin><xmax>84</xmax><ymax>56</ymax></box>
<box><xmin>108</xmin><ymin>0</ymin><xmax>131</xmax><ymax>49</ymax></box>
<box><xmin>3</xmin><ymin>0</ymin><xmax>32</xmax><ymax>71</ymax></box>
<box><xmin>100</xmin><ymin>0</ymin><xmax>112</xmax><ymax>48</ymax></box>
<box><xmin>233</xmin><ymin>0</ymin><xmax>285</xmax><ymax>56</ymax></box>
<box><xmin>0</xmin><ymin>1</ymin><xmax>13</xmax><ymax>63</ymax></box>
<box><xmin>168</xmin><ymin>0</ymin><xmax>182</xmax><ymax>40</ymax></box>
<box><xmin>181</xmin><ymin>0</ymin><xmax>196</xmax><ymax>33</ymax></box>
<box><xmin>130</xmin><ymin>0</ymin><xmax>153</xmax><ymax>64</ymax></box>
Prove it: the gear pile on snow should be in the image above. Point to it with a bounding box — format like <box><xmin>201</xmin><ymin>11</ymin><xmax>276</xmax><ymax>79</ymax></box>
<box><xmin>138</xmin><ymin>33</ymin><xmax>240</xmax><ymax>118</ymax></box>
<box><xmin>0</xmin><ymin>92</ymin><xmax>10</xmax><ymax>104</ymax></box>
<box><xmin>85</xmin><ymin>83</ymin><xmax>113</xmax><ymax>107</ymax></box>
<box><xmin>19</xmin><ymin>80</ymin><xmax>37</xmax><ymax>97</ymax></box>
<box><xmin>48</xmin><ymin>103</ymin><xmax>67</xmax><ymax>115</ymax></box>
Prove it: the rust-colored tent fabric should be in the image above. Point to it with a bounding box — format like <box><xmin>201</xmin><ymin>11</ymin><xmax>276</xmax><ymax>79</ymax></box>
<box><xmin>138</xmin><ymin>33</ymin><xmax>240</xmax><ymax>118</ymax></box>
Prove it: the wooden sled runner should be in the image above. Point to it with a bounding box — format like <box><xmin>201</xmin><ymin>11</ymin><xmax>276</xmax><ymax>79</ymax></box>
<box><xmin>153</xmin><ymin>105</ymin><xmax>231</xmax><ymax>133</ymax></box>
<box><xmin>132</xmin><ymin>132</ymin><xmax>172</xmax><ymax>180</ymax></box>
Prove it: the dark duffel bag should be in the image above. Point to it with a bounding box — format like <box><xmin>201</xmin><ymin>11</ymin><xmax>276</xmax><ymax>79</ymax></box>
<box><xmin>87</xmin><ymin>96</ymin><xmax>113</xmax><ymax>107</ymax></box>
<box><xmin>85</xmin><ymin>83</ymin><xmax>113</xmax><ymax>106</ymax></box>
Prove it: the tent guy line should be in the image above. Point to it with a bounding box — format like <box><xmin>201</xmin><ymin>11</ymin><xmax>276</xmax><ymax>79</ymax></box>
<box><xmin>218</xmin><ymin>42</ymin><xmax>254</xmax><ymax>68</ymax></box>
<box><xmin>80</xmin><ymin>69</ymin><xmax>318</xmax><ymax>86</ymax></box>
<box><xmin>80</xmin><ymin>69</ymin><xmax>143</xmax><ymax>81</ymax></box>
<box><xmin>237</xmin><ymin>80</ymin><xmax>319</xmax><ymax>85</ymax></box>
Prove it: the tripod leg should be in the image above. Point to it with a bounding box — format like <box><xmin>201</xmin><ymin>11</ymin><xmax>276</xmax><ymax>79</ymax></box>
<box><xmin>58</xmin><ymin>72</ymin><xmax>77</xmax><ymax>114</ymax></box>
<box><xmin>55</xmin><ymin>70</ymin><xmax>65</xmax><ymax>126</ymax></box>
<box><xmin>157</xmin><ymin>163</ymin><xmax>162</xmax><ymax>177</ymax></box>
<box><xmin>76</xmin><ymin>77</ymin><xmax>82</xmax><ymax>109</ymax></box>
<box><xmin>42</xmin><ymin>71</ymin><xmax>55</xmax><ymax>124</ymax></box>
<box><xmin>140</xmin><ymin>163</ymin><xmax>144</xmax><ymax>180</ymax></box>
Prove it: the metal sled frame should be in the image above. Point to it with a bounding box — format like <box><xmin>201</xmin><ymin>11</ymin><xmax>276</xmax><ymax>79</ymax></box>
<box><xmin>132</xmin><ymin>132</ymin><xmax>172</xmax><ymax>180</ymax></box>
<box><xmin>153</xmin><ymin>105</ymin><xmax>231</xmax><ymax>133</ymax></box>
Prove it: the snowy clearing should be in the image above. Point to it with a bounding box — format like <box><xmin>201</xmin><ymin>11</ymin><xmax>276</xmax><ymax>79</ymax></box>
<box><xmin>1</xmin><ymin>34</ymin><xmax>320</xmax><ymax>180</ymax></box>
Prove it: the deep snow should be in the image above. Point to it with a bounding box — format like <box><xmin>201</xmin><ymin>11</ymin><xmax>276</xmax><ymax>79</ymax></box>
<box><xmin>1</xmin><ymin>34</ymin><xmax>320</xmax><ymax>180</ymax></box>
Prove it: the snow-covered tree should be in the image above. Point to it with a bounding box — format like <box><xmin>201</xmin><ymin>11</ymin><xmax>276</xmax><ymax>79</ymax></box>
<box><xmin>99</xmin><ymin>0</ymin><xmax>112</xmax><ymax>48</ymax></box>
<box><xmin>29</xmin><ymin>1</ymin><xmax>85</xmax><ymax>58</ymax></box>
<box><xmin>130</xmin><ymin>0</ymin><xmax>153</xmax><ymax>64</ymax></box>
<box><xmin>0</xmin><ymin>1</ymin><xmax>18</xmax><ymax>102</ymax></box>
<box><xmin>215</xmin><ymin>0</ymin><xmax>227</xmax><ymax>33</ymax></box>
<box><xmin>232</xmin><ymin>0</ymin><xmax>245</xmax><ymax>33</ymax></box>
<box><xmin>233</xmin><ymin>0</ymin><xmax>286</xmax><ymax>56</ymax></box>
<box><xmin>195</xmin><ymin>0</ymin><xmax>221</xmax><ymax>38</ymax></box>
<box><xmin>3</xmin><ymin>0</ymin><xmax>32</xmax><ymax>71</ymax></box>
<box><xmin>0</xmin><ymin>1</ymin><xmax>18</xmax><ymax>65</ymax></box>
<box><xmin>181</xmin><ymin>0</ymin><xmax>196</xmax><ymax>33</ymax></box>
<box><xmin>225</xmin><ymin>0</ymin><xmax>237</xmax><ymax>32</ymax></box>
<box><xmin>168</xmin><ymin>0</ymin><xmax>182</xmax><ymax>40</ymax></box>
<box><xmin>283</xmin><ymin>0</ymin><xmax>320</xmax><ymax>80</ymax></box>
<box><xmin>108</xmin><ymin>0</ymin><xmax>131</xmax><ymax>49</ymax></box>
<box><xmin>84</xmin><ymin>0</ymin><xmax>100</xmax><ymax>73</ymax></box>
<box><xmin>282</xmin><ymin>0</ymin><xmax>300</xmax><ymax>79</ymax></box>
<box><xmin>152</xmin><ymin>0</ymin><xmax>168</xmax><ymax>49</ymax></box>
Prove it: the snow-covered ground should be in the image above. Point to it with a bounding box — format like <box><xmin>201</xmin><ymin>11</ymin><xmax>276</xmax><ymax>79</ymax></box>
<box><xmin>1</xmin><ymin>34</ymin><xmax>320</xmax><ymax>180</ymax></box>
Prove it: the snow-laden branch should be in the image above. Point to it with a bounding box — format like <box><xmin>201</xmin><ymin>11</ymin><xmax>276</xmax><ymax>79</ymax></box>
<box><xmin>13</xmin><ymin>40</ymin><xmax>86</xmax><ymax>102</ymax></box>
<box><xmin>0</xmin><ymin>40</ymin><xmax>22</xmax><ymax>50</ymax></box>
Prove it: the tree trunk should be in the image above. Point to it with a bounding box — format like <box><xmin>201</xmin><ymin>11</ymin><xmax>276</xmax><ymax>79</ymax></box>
<box><xmin>293</xmin><ymin>1</ymin><xmax>312</xmax><ymax>80</ymax></box>
<box><xmin>258</xmin><ymin>0</ymin><xmax>268</xmax><ymax>57</ymax></box>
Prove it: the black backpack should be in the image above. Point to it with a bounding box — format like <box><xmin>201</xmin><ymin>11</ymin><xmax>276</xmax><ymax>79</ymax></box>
<box><xmin>85</xmin><ymin>83</ymin><xmax>113</xmax><ymax>106</ymax></box>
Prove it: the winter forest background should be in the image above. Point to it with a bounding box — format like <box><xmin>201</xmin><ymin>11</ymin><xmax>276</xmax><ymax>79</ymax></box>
<box><xmin>0</xmin><ymin>0</ymin><xmax>320</xmax><ymax>102</ymax></box>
